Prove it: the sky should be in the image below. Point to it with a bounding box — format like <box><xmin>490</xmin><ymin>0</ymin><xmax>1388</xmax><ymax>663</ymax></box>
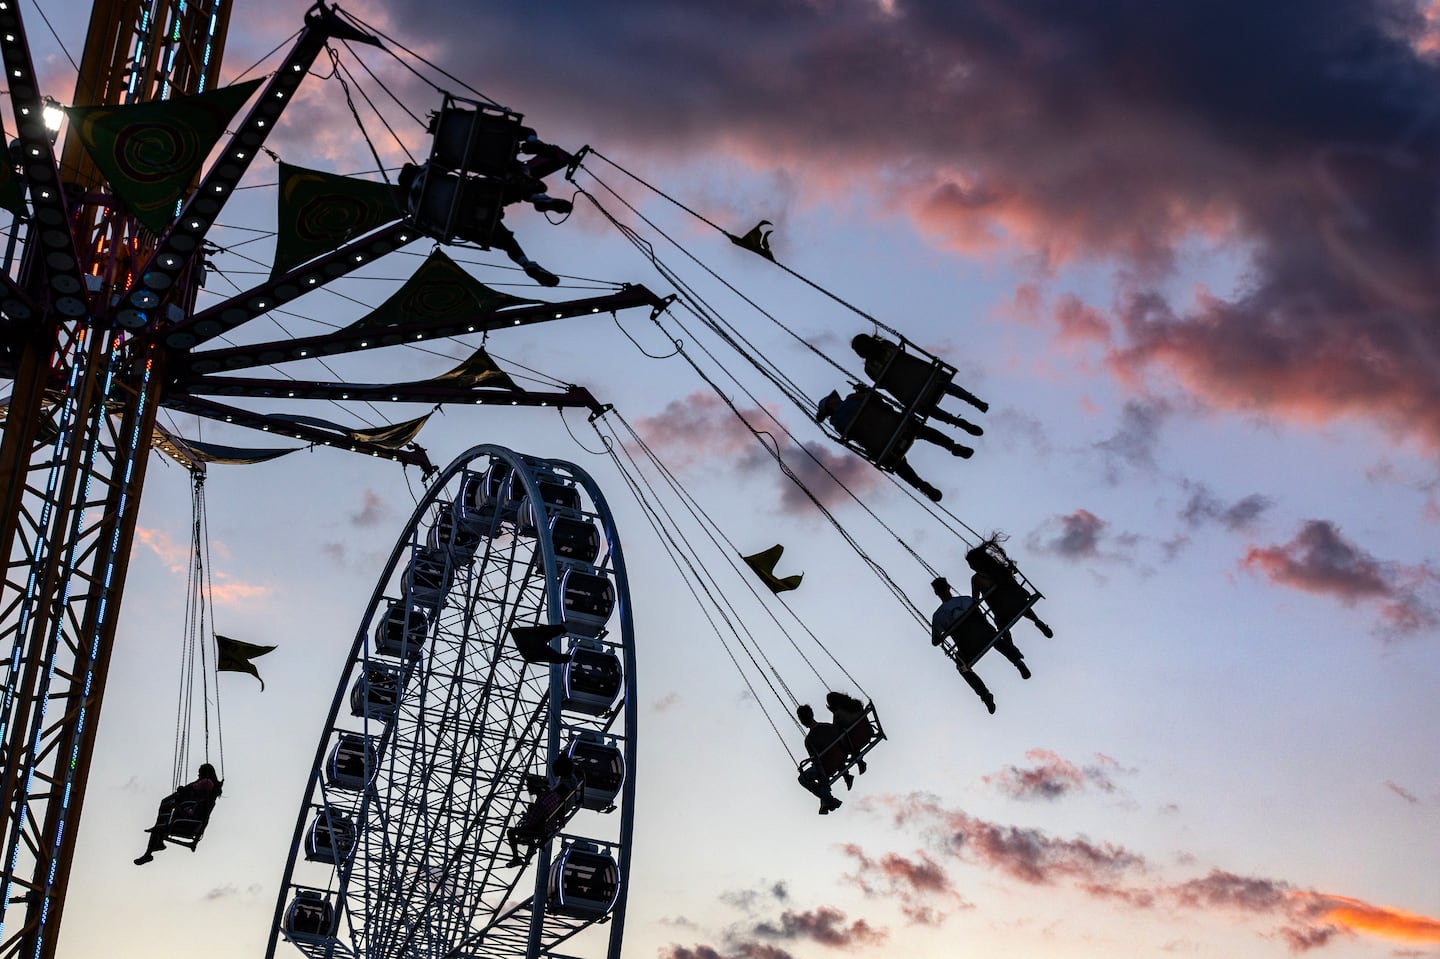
<box><xmin>13</xmin><ymin>1</ymin><xmax>1440</xmax><ymax>957</ymax></box>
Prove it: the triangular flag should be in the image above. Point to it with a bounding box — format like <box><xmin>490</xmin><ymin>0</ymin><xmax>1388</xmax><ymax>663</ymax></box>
<box><xmin>66</xmin><ymin>78</ymin><xmax>264</xmax><ymax>232</ymax></box>
<box><xmin>742</xmin><ymin>544</ymin><xmax>803</xmax><ymax>593</ymax></box>
<box><xmin>727</xmin><ymin>219</ymin><xmax>775</xmax><ymax>261</ymax></box>
<box><xmin>271</xmin><ymin>163</ymin><xmax>403</xmax><ymax>278</ymax></box>
<box><xmin>510</xmin><ymin>623</ymin><xmax>571</xmax><ymax>664</ymax></box>
<box><xmin>216</xmin><ymin>635</ymin><xmax>276</xmax><ymax>690</ymax></box>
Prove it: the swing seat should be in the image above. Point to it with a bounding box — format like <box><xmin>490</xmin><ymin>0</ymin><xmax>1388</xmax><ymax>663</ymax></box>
<box><xmin>939</xmin><ymin>587</ymin><xmax>1044</xmax><ymax>670</ymax></box>
<box><xmin>152</xmin><ymin>796</ymin><xmax>216</xmax><ymax>849</ymax></box>
<box><xmin>828</xmin><ymin>391</ymin><xmax>917</xmax><ymax>471</ymax></box>
<box><xmin>799</xmin><ymin>702</ymin><xmax>885</xmax><ymax>788</ymax></box>
<box><xmin>869</xmin><ymin>346</ymin><xmax>960</xmax><ymax>421</ymax></box>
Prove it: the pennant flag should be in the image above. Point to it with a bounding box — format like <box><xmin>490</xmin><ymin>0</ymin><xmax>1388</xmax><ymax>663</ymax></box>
<box><xmin>216</xmin><ymin>635</ymin><xmax>276</xmax><ymax>690</ymax></box>
<box><xmin>727</xmin><ymin>219</ymin><xmax>775</xmax><ymax>261</ymax></box>
<box><xmin>270</xmin><ymin>411</ymin><xmax>430</xmax><ymax>449</ymax></box>
<box><xmin>0</xmin><ymin>155</ymin><xmax>25</xmax><ymax>217</ymax></box>
<box><xmin>431</xmin><ymin>345</ymin><xmax>519</xmax><ymax>391</ymax></box>
<box><xmin>66</xmin><ymin>78</ymin><xmax>264</xmax><ymax>233</ymax></box>
<box><xmin>742</xmin><ymin>544</ymin><xmax>803</xmax><ymax>593</ymax></box>
<box><xmin>349</xmin><ymin>413</ymin><xmax>430</xmax><ymax>448</ymax></box>
<box><xmin>272</xmin><ymin>163</ymin><xmax>402</xmax><ymax>278</ymax></box>
<box><xmin>153</xmin><ymin>427</ymin><xmax>299</xmax><ymax>467</ymax></box>
<box><xmin>342</xmin><ymin>248</ymin><xmax>536</xmax><ymax>333</ymax></box>
<box><xmin>510</xmin><ymin>623</ymin><xmax>572</xmax><ymax>664</ymax></box>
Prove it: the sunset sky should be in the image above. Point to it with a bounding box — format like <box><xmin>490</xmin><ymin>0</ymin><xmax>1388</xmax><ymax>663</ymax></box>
<box><xmin>16</xmin><ymin>1</ymin><xmax>1440</xmax><ymax>957</ymax></box>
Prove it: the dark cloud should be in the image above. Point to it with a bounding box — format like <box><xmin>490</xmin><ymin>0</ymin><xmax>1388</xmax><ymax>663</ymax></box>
<box><xmin>1181</xmin><ymin>484</ymin><xmax>1274</xmax><ymax>531</ymax></box>
<box><xmin>720</xmin><ymin>881</ymin><xmax>789</xmax><ymax>913</ymax></box>
<box><xmin>1241</xmin><ymin>519</ymin><xmax>1440</xmax><ymax>637</ymax></box>
<box><xmin>1094</xmin><ymin>398</ymin><xmax>1173</xmax><ymax>480</ymax></box>
<box><xmin>752</xmin><ymin>906</ymin><xmax>887</xmax><ymax>948</ymax></box>
<box><xmin>984</xmin><ymin>748</ymin><xmax>1127</xmax><ymax>801</ymax></box>
<box><xmin>1029</xmin><ymin>509</ymin><xmax>1110</xmax><ymax>559</ymax></box>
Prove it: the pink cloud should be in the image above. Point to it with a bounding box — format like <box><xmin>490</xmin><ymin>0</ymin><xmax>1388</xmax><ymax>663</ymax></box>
<box><xmin>984</xmin><ymin>748</ymin><xmax>1125</xmax><ymax>801</ymax></box>
<box><xmin>873</xmin><ymin>793</ymin><xmax>1440</xmax><ymax>951</ymax></box>
<box><xmin>1241</xmin><ymin>520</ymin><xmax>1440</xmax><ymax>636</ymax></box>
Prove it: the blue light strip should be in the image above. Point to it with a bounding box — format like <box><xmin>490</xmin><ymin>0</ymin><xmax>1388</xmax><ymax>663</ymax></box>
<box><xmin>0</xmin><ymin>328</ymin><xmax>90</xmax><ymax>945</ymax></box>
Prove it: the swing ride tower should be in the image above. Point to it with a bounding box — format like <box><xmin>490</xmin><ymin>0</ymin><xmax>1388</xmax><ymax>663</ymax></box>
<box><xmin>0</xmin><ymin>5</ymin><xmax>230</xmax><ymax>958</ymax></box>
<box><xmin>0</xmin><ymin>4</ymin><xmax>665</xmax><ymax>958</ymax></box>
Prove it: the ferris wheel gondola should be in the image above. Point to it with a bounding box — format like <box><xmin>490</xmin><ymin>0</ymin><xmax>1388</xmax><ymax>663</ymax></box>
<box><xmin>265</xmin><ymin>445</ymin><xmax>637</xmax><ymax>959</ymax></box>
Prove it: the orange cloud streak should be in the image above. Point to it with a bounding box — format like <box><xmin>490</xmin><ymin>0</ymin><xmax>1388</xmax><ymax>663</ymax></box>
<box><xmin>1304</xmin><ymin>894</ymin><xmax>1440</xmax><ymax>945</ymax></box>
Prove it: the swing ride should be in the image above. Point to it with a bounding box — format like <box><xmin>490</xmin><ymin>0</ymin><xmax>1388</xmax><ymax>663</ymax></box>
<box><xmin>0</xmin><ymin>1</ymin><xmax>1054</xmax><ymax>958</ymax></box>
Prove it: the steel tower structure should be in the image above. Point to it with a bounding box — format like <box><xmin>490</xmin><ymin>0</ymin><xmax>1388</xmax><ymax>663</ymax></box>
<box><xmin>0</xmin><ymin>4</ymin><xmax>662</xmax><ymax>958</ymax></box>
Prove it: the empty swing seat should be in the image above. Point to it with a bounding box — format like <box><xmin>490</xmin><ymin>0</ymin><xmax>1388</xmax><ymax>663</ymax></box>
<box><xmin>562</xmin><ymin>641</ymin><xmax>623</xmax><ymax>715</ymax></box>
<box><xmin>559</xmin><ymin>565</ymin><xmax>616</xmax><ymax>638</ymax></box>
<box><xmin>549</xmin><ymin>515</ymin><xmax>602</xmax><ymax>564</ymax></box>
<box><xmin>350</xmin><ymin>664</ymin><xmax>404</xmax><ymax>722</ymax></box>
<box><xmin>304</xmin><ymin>807</ymin><xmax>358</xmax><ymax>865</ymax></box>
<box><xmin>326</xmin><ymin>733</ymin><xmax>377</xmax><ymax>791</ymax></box>
<box><xmin>284</xmin><ymin>890</ymin><xmax>338</xmax><ymax>942</ymax></box>
<box><xmin>547</xmin><ymin>841</ymin><xmax>621</xmax><ymax>919</ymax></box>
<box><xmin>564</xmin><ymin>730</ymin><xmax>625</xmax><ymax>811</ymax></box>
<box><xmin>374</xmin><ymin>602</ymin><xmax>428</xmax><ymax>659</ymax></box>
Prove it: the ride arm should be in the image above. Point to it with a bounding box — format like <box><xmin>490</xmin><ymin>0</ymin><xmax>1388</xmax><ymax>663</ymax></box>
<box><xmin>179</xmin><ymin>285</ymin><xmax>670</xmax><ymax>375</ymax></box>
<box><xmin>0</xmin><ymin>4</ymin><xmax>88</xmax><ymax>326</ymax></box>
<box><xmin>174</xmin><ymin>375</ymin><xmax>606</xmax><ymax>416</ymax></box>
<box><xmin>157</xmin><ymin>222</ymin><xmax>414</xmax><ymax>350</ymax></box>
<box><xmin>160</xmin><ymin>393</ymin><xmax>436</xmax><ymax>472</ymax></box>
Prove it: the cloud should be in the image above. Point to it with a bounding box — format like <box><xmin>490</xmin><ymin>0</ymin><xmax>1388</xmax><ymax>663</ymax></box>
<box><xmin>984</xmin><ymin>748</ymin><xmax>1127</xmax><ymax>801</ymax></box>
<box><xmin>652</xmin><ymin>691</ymin><xmax>681</xmax><ymax>712</ymax></box>
<box><xmin>872</xmin><ymin>793</ymin><xmax>1440</xmax><ymax>951</ymax></box>
<box><xmin>1385</xmin><ymin>780</ymin><xmax>1421</xmax><ymax>804</ymax></box>
<box><xmin>134</xmin><ymin>526</ymin><xmax>189</xmax><ymax>574</ymax></box>
<box><xmin>1094</xmin><ymin>398</ymin><xmax>1173</xmax><ymax>480</ymax></box>
<box><xmin>1028</xmin><ymin>509</ymin><xmax>1110</xmax><ymax>559</ymax></box>
<box><xmin>752</xmin><ymin>907</ymin><xmax>887</xmax><ymax>948</ymax></box>
<box><xmin>1181</xmin><ymin>484</ymin><xmax>1274</xmax><ymax>531</ymax></box>
<box><xmin>839</xmin><ymin>843</ymin><xmax>967</xmax><ymax>925</ymax></box>
<box><xmin>631</xmin><ymin>391</ymin><xmax>887</xmax><ymax>511</ymax></box>
<box><xmin>350</xmin><ymin>489</ymin><xmax>389</xmax><ymax>527</ymax></box>
<box><xmin>1241</xmin><ymin>520</ymin><xmax>1440</xmax><ymax>637</ymax></box>
<box><xmin>133</xmin><ymin>527</ymin><xmax>268</xmax><ymax>604</ymax></box>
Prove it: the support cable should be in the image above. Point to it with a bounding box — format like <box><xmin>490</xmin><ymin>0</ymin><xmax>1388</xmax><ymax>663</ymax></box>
<box><xmin>591</xmin><ymin>421</ymin><xmax>798</xmax><ymax>764</ymax></box>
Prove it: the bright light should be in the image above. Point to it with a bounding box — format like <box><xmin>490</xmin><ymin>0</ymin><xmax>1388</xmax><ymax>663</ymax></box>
<box><xmin>42</xmin><ymin>102</ymin><xmax>62</xmax><ymax>132</ymax></box>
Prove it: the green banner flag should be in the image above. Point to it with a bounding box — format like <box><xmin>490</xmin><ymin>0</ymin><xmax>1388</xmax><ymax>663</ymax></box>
<box><xmin>342</xmin><ymin>248</ymin><xmax>535</xmax><ymax>332</ymax></box>
<box><xmin>216</xmin><ymin>635</ymin><xmax>276</xmax><ymax>690</ymax></box>
<box><xmin>66</xmin><ymin>78</ymin><xmax>263</xmax><ymax>232</ymax></box>
<box><xmin>742</xmin><ymin>544</ymin><xmax>803</xmax><ymax>593</ymax></box>
<box><xmin>432</xmin><ymin>345</ymin><xmax>519</xmax><ymax>391</ymax></box>
<box><xmin>272</xmin><ymin>163</ymin><xmax>402</xmax><ymax>278</ymax></box>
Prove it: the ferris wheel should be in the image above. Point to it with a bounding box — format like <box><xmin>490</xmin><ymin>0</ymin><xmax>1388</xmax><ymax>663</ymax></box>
<box><xmin>264</xmin><ymin>445</ymin><xmax>637</xmax><ymax>959</ymax></box>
